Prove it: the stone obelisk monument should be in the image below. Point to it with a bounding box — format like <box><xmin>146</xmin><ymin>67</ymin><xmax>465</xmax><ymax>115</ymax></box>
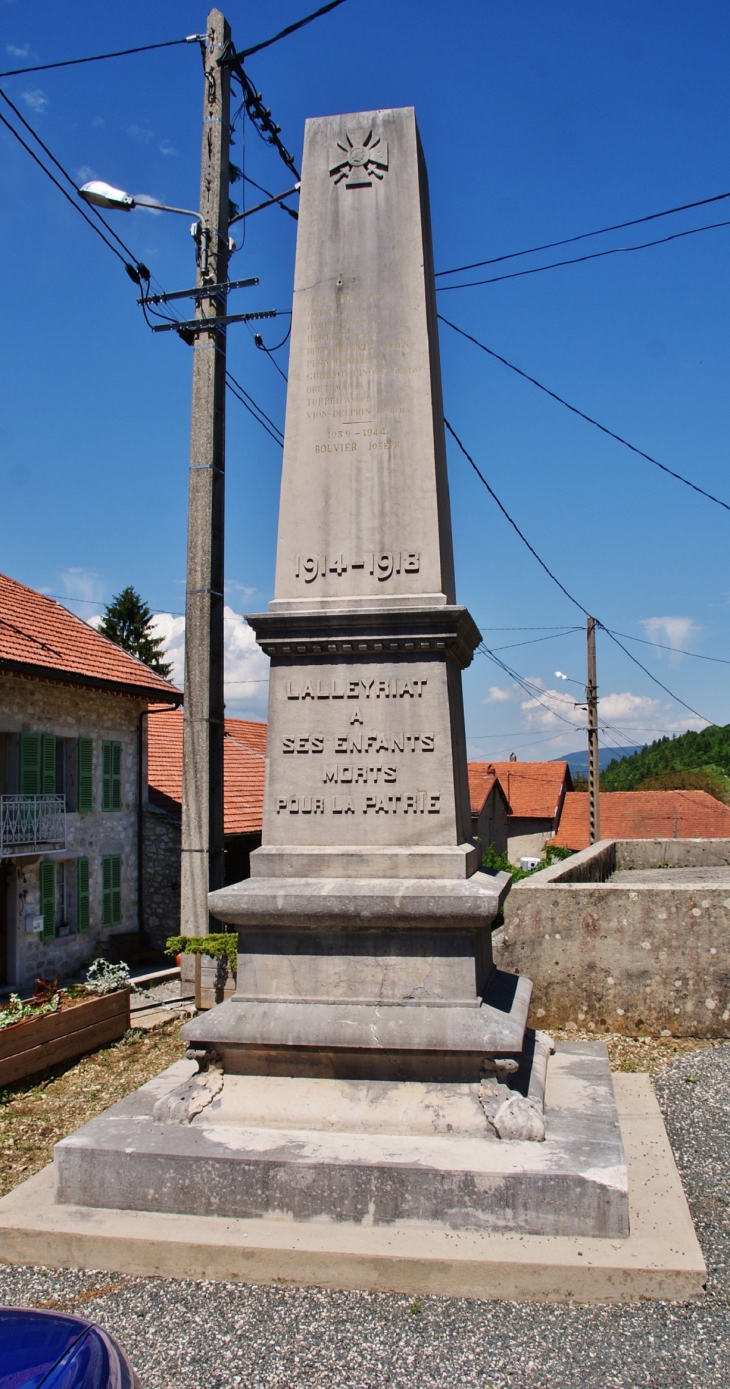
<box><xmin>53</xmin><ymin>110</ymin><xmax>631</xmax><ymax>1245</ymax></box>
<box><xmin>183</xmin><ymin>106</ymin><xmax>531</xmax><ymax>1079</ymax></box>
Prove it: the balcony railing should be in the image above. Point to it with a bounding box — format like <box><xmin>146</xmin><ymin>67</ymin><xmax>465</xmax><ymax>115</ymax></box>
<box><xmin>0</xmin><ymin>795</ymin><xmax>66</xmax><ymax>853</ymax></box>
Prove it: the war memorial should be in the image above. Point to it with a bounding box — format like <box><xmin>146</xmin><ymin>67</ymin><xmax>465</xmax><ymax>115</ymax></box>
<box><xmin>0</xmin><ymin>108</ymin><xmax>705</xmax><ymax>1299</ymax></box>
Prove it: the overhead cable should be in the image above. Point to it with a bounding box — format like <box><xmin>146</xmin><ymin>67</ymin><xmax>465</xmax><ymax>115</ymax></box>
<box><xmin>223</xmin><ymin>0</ymin><xmax>348</xmax><ymax>63</ymax></box>
<box><xmin>439</xmin><ymin>315</ymin><xmax>730</xmax><ymax>514</ymax></box>
<box><xmin>0</xmin><ymin>107</ymin><xmax>132</xmax><ymax>270</ymax></box>
<box><xmin>444</xmin><ymin>419</ymin><xmax>589</xmax><ymax>616</ymax></box>
<box><xmin>435</xmin><ymin>188</ymin><xmax>730</xmax><ymax>278</ymax></box>
<box><xmin>0</xmin><ymin>86</ymin><xmax>148</xmax><ymax>278</ymax></box>
<box><xmin>607</xmin><ymin>629</ymin><xmax>730</xmax><ymax>666</ymax></box>
<box><xmin>0</xmin><ymin>36</ymin><xmax>198</xmax><ymax>80</ymax></box>
<box><xmin>443</xmin><ymin>417</ymin><xmax>714</xmax><ymax>725</ymax></box>
<box><xmin>436</xmin><ymin>217</ymin><xmax>730</xmax><ymax>291</ymax></box>
<box><xmin>225</xmin><ymin>370</ymin><xmax>284</xmax><ymax>447</ymax></box>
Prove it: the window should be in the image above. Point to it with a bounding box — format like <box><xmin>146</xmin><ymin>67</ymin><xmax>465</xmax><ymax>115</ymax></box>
<box><xmin>77</xmin><ymin>858</ymin><xmax>90</xmax><ymax>933</ymax></box>
<box><xmin>39</xmin><ymin>861</ymin><xmax>55</xmax><ymax>941</ymax></box>
<box><xmin>20</xmin><ymin>733</ymin><xmax>41</xmax><ymax>794</ymax></box>
<box><xmin>102</xmin><ymin>741</ymin><xmax>122</xmax><ymax>812</ymax></box>
<box><xmin>101</xmin><ymin>854</ymin><xmax>122</xmax><ymax>926</ymax></box>
<box><xmin>77</xmin><ymin>738</ymin><xmax>93</xmax><ymax>813</ymax></box>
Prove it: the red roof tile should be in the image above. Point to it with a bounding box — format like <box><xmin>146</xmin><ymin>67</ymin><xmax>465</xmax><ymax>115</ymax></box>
<box><xmin>551</xmin><ymin>790</ymin><xmax>730</xmax><ymax>850</ymax></box>
<box><xmin>479</xmin><ymin>762</ymin><xmax>571</xmax><ymax>821</ymax></box>
<box><xmin>0</xmin><ymin>572</ymin><xmax>181</xmax><ymax>701</ymax></box>
<box><xmin>147</xmin><ymin>708</ymin><xmax>266</xmax><ymax>836</ymax></box>
<box><xmin>468</xmin><ymin>764</ymin><xmax>499</xmax><ymax>815</ymax></box>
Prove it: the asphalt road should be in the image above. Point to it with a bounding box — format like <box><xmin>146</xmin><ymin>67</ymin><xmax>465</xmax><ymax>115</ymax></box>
<box><xmin>0</xmin><ymin>1045</ymin><xmax>727</xmax><ymax>1388</ymax></box>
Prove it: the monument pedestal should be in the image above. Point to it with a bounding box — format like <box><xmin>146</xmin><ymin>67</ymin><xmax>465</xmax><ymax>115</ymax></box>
<box><xmin>53</xmin><ymin>1045</ymin><xmax>629</xmax><ymax>1239</ymax></box>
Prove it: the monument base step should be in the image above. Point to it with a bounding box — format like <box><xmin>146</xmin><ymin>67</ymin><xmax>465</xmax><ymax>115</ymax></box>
<box><xmin>0</xmin><ymin>1071</ymin><xmax>705</xmax><ymax>1301</ymax></box>
<box><xmin>54</xmin><ymin>1043</ymin><xmax>627</xmax><ymax>1239</ymax></box>
<box><xmin>178</xmin><ymin>967</ymin><xmax>532</xmax><ymax>1081</ymax></box>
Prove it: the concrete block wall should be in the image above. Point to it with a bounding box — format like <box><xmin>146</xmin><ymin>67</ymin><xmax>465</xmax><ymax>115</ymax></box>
<box><xmin>494</xmin><ymin>839</ymin><xmax>730</xmax><ymax>1037</ymax></box>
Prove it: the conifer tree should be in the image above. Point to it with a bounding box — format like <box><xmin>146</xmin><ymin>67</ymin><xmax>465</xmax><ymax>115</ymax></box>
<box><xmin>99</xmin><ymin>586</ymin><xmax>173</xmax><ymax>679</ymax></box>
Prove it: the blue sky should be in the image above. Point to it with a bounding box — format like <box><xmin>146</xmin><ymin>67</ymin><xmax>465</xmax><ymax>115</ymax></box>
<box><xmin>2</xmin><ymin>0</ymin><xmax>729</xmax><ymax>762</ymax></box>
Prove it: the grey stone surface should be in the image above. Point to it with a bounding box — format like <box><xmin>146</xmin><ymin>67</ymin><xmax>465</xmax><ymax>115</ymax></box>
<box><xmin>497</xmin><ymin>837</ymin><xmax>730</xmax><ymax>1036</ymax></box>
<box><xmin>53</xmin><ymin>1042</ymin><xmax>628</xmax><ymax>1237</ymax></box>
<box><xmin>180</xmin><ymin>969</ymin><xmax>533</xmax><ymax>1080</ymax></box>
<box><xmin>210</xmin><ymin>869</ymin><xmax>509</xmax><ymax>927</ymax></box>
<box><xmin>611</xmin><ymin>865</ymin><xmax>730</xmax><ymax>885</ymax></box>
<box><xmin>199</xmin><ymin>107</ymin><xmax>534</xmax><ymax>1086</ymax></box>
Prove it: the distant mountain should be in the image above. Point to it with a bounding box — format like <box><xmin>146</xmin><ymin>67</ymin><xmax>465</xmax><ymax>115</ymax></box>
<box><xmin>554</xmin><ymin>746</ymin><xmax>645</xmax><ymax>777</ymax></box>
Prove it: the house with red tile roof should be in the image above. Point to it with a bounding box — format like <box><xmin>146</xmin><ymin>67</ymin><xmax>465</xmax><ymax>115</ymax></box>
<box><xmin>468</xmin><ymin>759</ymin><xmax>572</xmax><ymax>862</ymax></box>
<box><xmin>467</xmin><ymin>763</ymin><xmax>510</xmax><ymax>855</ymax></box>
<box><xmin>549</xmin><ymin>789</ymin><xmax>730</xmax><ymax>851</ymax></box>
<box><xmin>144</xmin><ymin>708</ymin><xmax>266</xmax><ymax>944</ymax></box>
<box><xmin>0</xmin><ymin>572</ymin><xmax>181</xmax><ymax>992</ymax></box>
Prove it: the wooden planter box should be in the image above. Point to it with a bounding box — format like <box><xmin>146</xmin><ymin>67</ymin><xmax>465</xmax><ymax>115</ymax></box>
<box><xmin>0</xmin><ymin>990</ymin><xmax>131</xmax><ymax>1088</ymax></box>
<box><xmin>180</xmin><ymin>953</ymin><xmax>236</xmax><ymax>1010</ymax></box>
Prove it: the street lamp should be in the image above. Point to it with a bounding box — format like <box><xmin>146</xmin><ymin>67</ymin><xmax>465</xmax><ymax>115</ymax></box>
<box><xmin>79</xmin><ymin>180</ymin><xmax>201</xmax><ymax>220</ymax></box>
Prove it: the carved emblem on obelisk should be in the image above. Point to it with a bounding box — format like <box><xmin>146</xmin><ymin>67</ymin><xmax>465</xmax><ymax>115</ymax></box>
<box><xmin>330</xmin><ymin>130</ymin><xmax>389</xmax><ymax>188</ymax></box>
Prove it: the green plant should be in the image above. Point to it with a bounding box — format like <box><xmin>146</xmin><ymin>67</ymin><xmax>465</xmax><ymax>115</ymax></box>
<box><xmin>0</xmin><ymin>992</ymin><xmax>59</xmax><ymax>1032</ymax></box>
<box><xmin>165</xmin><ymin>933</ymin><xmax>238</xmax><ymax>976</ymax></box>
<box><xmin>407</xmin><ymin>1299</ymin><xmax>423</xmax><ymax>1315</ymax></box>
<box><xmin>98</xmin><ymin>585</ymin><xmax>173</xmax><ymax>678</ymax></box>
<box><xmin>481</xmin><ymin>842</ymin><xmax>575</xmax><ymax>885</ymax></box>
<box><xmin>85</xmin><ymin>958</ymin><xmax>131</xmax><ymax>995</ymax></box>
<box><xmin>65</xmin><ymin>983</ymin><xmax>88</xmax><ymax>999</ymax></box>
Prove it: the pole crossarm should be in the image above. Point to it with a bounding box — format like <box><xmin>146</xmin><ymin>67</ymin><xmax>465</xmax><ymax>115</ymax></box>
<box><xmin>151</xmin><ymin>308</ymin><xmax>279</xmax><ymax>334</ymax></box>
<box><xmin>140</xmin><ymin>278</ymin><xmax>259</xmax><ymax>306</ymax></box>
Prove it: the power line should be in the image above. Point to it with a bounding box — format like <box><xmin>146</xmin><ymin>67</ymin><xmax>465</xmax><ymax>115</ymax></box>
<box><xmin>0</xmin><ymin>86</ymin><xmax>148</xmax><ymax>277</ymax></box>
<box><xmin>607</xmin><ymin>628</ymin><xmax>730</xmax><ymax>666</ymax></box>
<box><xmin>0</xmin><ymin>107</ymin><xmax>131</xmax><ymax>270</ymax></box>
<box><xmin>225</xmin><ymin>0</ymin><xmax>348</xmax><ymax>63</ymax></box>
<box><xmin>489</xmin><ymin>629</ymin><xmax>582</xmax><ymax>653</ymax></box>
<box><xmin>444</xmin><ymin>416</ymin><xmax>715</xmax><ymax>725</ymax></box>
<box><xmin>225</xmin><ymin>369</ymin><xmax>284</xmax><ymax>446</ymax></box>
<box><xmin>0</xmin><ymin>35</ymin><xmax>198</xmax><ymax>80</ymax></box>
<box><xmin>439</xmin><ymin>315</ymin><xmax>730</xmax><ymax>515</ymax></box>
<box><xmin>436</xmin><ymin>217</ymin><xmax>730</xmax><ymax>291</ymax></box>
<box><xmin>435</xmin><ymin>189</ymin><xmax>730</xmax><ymax>278</ymax></box>
<box><xmin>444</xmin><ymin>418</ymin><xmax>589</xmax><ymax>615</ymax></box>
<box><xmin>600</xmin><ymin>628</ymin><xmax>711</xmax><ymax>725</ymax></box>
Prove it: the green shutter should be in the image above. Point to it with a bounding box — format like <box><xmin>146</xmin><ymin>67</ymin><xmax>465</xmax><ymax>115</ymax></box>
<box><xmin>77</xmin><ymin>858</ymin><xmax>90</xmax><ymax>933</ymax></box>
<box><xmin>41</xmin><ymin>734</ymin><xmax>56</xmax><ymax>794</ymax></box>
<box><xmin>111</xmin><ymin>742</ymin><xmax>122</xmax><ymax>810</ymax></box>
<box><xmin>20</xmin><ymin>733</ymin><xmax>41</xmax><ymax>795</ymax></box>
<box><xmin>40</xmin><ymin>861</ymin><xmax>56</xmax><ymax>941</ymax></box>
<box><xmin>77</xmin><ymin>738</ymin><xmax>93</xmax><ymax>813</ymax></box>
<box><xmin>102</xmin><ymin>854</ymin><xmax>122</xmax><ymax>926</ymax></box>
<box><xmin>102</xmin><ymin>741</ymin><xmax>121</xmax><ymax>811</ymax></box>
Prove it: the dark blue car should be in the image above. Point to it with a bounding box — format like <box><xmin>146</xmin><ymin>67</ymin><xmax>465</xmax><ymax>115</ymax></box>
<box><xmin>0</xmin><ymin>1306</ymin><xmax>140</xmax><ymax>1389</ymax></box>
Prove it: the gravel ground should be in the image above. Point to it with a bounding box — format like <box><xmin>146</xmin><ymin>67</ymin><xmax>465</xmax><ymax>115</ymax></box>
<box><xmin>0</xmin><ymin>1043</ymin><xmax>728</xmax><ymax>1388</ymax></box>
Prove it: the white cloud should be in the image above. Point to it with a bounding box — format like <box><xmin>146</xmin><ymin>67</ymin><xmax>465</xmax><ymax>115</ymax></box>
<box><xmin>6</xmin><ymin>42</ymin><xmax>29</xmax><ymax>56</ymax></box>
<box><xmin>520</xmin><ymin>685</ymin><xmax>585</xmax><ymax>732</ymax></box>
<box><xmin>149</xmin><ymin>607</ymin><xmax>269</xmax><ymax>713</ymax></box>
<box><xmin>483</xmin><ymin>685</ymin><xmax>514</xmax><ymax>704</ymax></box>
<box><xmin>639</xmin><ymin>616</ymin><xmax>699</xmax><ymax>657</ymax></box>
<box><xmin>22</xmin><ymin>89</ymin><xmax>47</xmax><ymax>113</ymax></box>
<box><xmin>127</xmin><ymin>123</ymin><xmax>154</xmax><ymax>144</ymax></box>
<box><xmin>158</xmin><ymin>140</ymin><xmax>178</xmax><ymax>157</ymax></box>
<box><xmin>57</xmin><ymin>567</ymin><xmax>105</xmax><ymax>608</ymax></box>
<box><xmin>75</xmin><ymin>165</ymin><xmax>95</xmax><ymax>184</ymax></box>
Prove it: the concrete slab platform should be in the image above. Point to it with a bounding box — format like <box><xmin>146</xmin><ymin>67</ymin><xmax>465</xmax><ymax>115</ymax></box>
<box><xmin>0</xmin><ymin>1074</ymin><xmax>705</xmax><ymax>1301</ymax></box>
<box><xmin>51</xmin><ymin>1044</ymin><xmax>629</xmax><ymax>1238</ymax></box>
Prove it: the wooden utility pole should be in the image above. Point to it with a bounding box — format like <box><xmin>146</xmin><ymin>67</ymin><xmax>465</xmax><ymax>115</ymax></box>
<box><xmin>180</xmin><ymin>8</ymin><xmax>231</xmax><ymax>935</ymax></box>
<box><xmin>587</xmin><ymin>616</ymin><xmax>600</xmax><ymax>844</ymax></box>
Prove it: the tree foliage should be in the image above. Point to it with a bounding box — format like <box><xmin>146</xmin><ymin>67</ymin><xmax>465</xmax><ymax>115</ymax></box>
<box><xmin>601</xmin><ymin>723</ymin><xmax>730</xmax><ymax>794</ymax></box>
<box><xmin>98</xmin><ymin>586</ymin><xmax>173</xmax><ymax>679</ymax></box>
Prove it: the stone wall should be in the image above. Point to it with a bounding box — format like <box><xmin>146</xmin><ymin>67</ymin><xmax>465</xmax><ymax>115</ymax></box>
<box><xmin>0</xmin><ymin>673</ymin><xmax>144</xmax><ymax>991</ymax></box>
<box><xmin>141</xmin><ymin>804</ymin><xmax>181</xmax><ymax>949</ymax></box>
<box><xmin>494</xmin><ymin>839</ymin><xmax>730</xmax><ymax>1037</ymax></box>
